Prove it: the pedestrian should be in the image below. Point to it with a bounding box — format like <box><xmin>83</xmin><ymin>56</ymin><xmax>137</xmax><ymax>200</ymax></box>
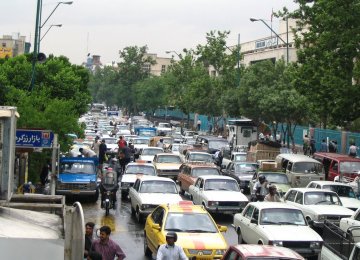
<box><xmin>320</xmin><ymin>139</ymin><xmax>328</xmax><ymax>152</ymax></box>
<box><xmin>349</xmin><ymin>142</ymin><xmax>358</xmax><ymax>157</ymax></box>
<box><xmin>156</xmin><ymin>232</ymin><xmax>187</xmax><ymax>260</ymax></box>
<box><xmin>90</xmin><ymin>225</ymin><xmax>126</xmax><ymax>260</ymax></box>
<box><xmin>310</xmin><ymin>136</ymin><xmax>316</xmax><ymax>155</ymax></box>
<box><xmin>99</xmin><ymin>139</ymin><xmax>107</xmax><ymax>172</ymax></box>
<box><xmin>119</xmin><ymin>145</ymin><xmax>131</xmax><ymax>175</ymax></box>
<box><xmin>329</xmin><ymin>140</ymin><xmax>338</xmax><ymax>153</ymax></box>
<box><xmin>156</xmin><ymin>138</ymin><xmax>164</xmax><ymax>148</ymax></box>
<box><xmin>197</xmin><ymin>119</ymin><xmax>201</xmax><ymax>131</ymax></box>
<box><xmin>87</xmin><ymin>251</ymin><xmax>103</xmax><ymax>260</ymax></box>
<box><xmin>303</xmin><ymin>135</ymin><xmax>310</xmax><ymax>155</ymax></box>
<box><xmin>93</xmin><ymin>136</ymin><xmax>101</xmax><ymax>156</ymax></box>
<box><xmin>79</xmin><ymin>147</ymin><xmax>97</xmax><ymax>158</ymax></box>
<box><xmin>253</xmin><ymin>175</ymin><xmax>269</xmax><ymax>202</ymax></box>
<box><xmin>117</xmin><ymin>136</ymin><xmax>127</xmax><ymax>151</ymax></box>
<box><xmin>208</xmin><ymin>124</ymin><xmax>213</xmax><ymax>134</ymax></box>
<box><xmin>214</xmin><ymin>149</ymin><xmax>224</xmax><ymax>167</ymax></box>
<box><xmin>84</xmin><ymin>222</ymin><xmax>95</xmax><ymax>258</ymax></box>
<box><xmin>264</xmin><ymin>185</ymin><xmax>281</xmax><ymax>202</ymax></box>
<box><xmin>40</xmin><ymin>159</ymin><xmax>51</xmax><ymax>186</ymax></box>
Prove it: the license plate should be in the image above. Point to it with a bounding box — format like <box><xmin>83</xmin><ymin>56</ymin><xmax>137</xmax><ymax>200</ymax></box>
<box><xmin>71</xmin><ymin>190</ymin><xmax>81</xmax><ymax>194</ymax></box>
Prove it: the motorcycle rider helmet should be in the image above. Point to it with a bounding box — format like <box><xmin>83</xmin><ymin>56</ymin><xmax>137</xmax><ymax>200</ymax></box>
<box><xmin>258</xmin><ymin>175</ymin><xmax>266</xmax><ymax>184</ymax></box>
<box><xmin>166</xmin><ymin>232</ymin><xmax>178</xmax><ymax>242</ymax></box>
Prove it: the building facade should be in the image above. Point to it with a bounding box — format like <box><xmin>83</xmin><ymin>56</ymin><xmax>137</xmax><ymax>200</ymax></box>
<box><xmin>0</xmin><ymin>33</ymin><xmax>30</xmax><ymax>58</ymax></box>
<box><xmin>143</xmin><ymin>53</ymin><xmax>172</xmax><ymax>76</ymax></box>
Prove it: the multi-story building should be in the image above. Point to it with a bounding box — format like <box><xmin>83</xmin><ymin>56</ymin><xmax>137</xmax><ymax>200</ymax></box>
<box><xmin>0</xmin><ymin>33</ymin><xmax>31</xmax><ymax>58</ymax></box>
<box><xmin>143</xmin><ymin>53</ymin><xmax>172</xmax><ymax>76</ymax></box>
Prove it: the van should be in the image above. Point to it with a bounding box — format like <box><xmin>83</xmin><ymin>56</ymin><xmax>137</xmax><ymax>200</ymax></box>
<box><xmin>275</xmin><ymin>154</ymin><xmax>324</xmax><ymax>187</ymax></box>
<box><xmin>313</xmin><ymin>152</ymin><xmax>360</xmax><ymax>181</ymax></box>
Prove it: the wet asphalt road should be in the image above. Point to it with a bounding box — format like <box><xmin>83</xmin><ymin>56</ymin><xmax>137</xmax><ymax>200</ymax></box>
<box><xmin>78</xmin><ymin>192</ymin><xmax>238</xmax><ymax>260</ymax></box>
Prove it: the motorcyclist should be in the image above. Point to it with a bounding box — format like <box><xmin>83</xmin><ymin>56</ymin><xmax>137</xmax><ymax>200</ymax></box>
<box><xmin>119</xmin><ymin>144</ymin><xmax>131</xmax><ymax>175</ymax></box>
<box><xmin>156</xmin><ymin>232</ymin><xmax>187</xmax><ymax>260</ymax></box>
<box><xmin>100</xmin><ymin>167</ymin><xmax>119</xmax><ymax>209</ymax></box>
<box><xmin>253</xmin><ymin>175</ymin><xmax>269</xmax><ymax>202</ymax></box>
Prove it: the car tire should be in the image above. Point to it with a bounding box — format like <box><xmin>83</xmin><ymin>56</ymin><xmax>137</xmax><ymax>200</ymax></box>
<box><xmin>136</xmin><ymin>206</ymin><xmax>143</xmax><ymax>224</ymax></box>
<box><xmin>143</xmin><ymin>232</ymin><xmax>152</xmax><ymax>257</ymax></box>
<box><xmin>121</xmin><ymin>191</ymin><xmax>128</xmax><ymax>200</ymax></box>
<box><xmin>237</xmin><ymin>228</ymin><xmax>244</xmax><ymax>244</ymax></box>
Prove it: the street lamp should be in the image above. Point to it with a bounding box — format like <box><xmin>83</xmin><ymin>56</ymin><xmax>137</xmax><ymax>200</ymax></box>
<box><xmin>40</xmin><ymin>24</ymin><xmax>63</xmax><ymax>41</ymax></box>
<box><xmin>250</xmin><ymin>17</ymin><xmax>289</xmax><ymax>63</ymax></box>
<box><xmin>166</xmin><ymin>50</ymin><xmax>181</xmax><ymax>59</ymax></box>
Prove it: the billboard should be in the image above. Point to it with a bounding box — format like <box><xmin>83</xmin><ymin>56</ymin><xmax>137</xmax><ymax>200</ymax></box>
<box><xmin>0</xmin><ymin>47</ymin><xmax>12</xmax><ymax>59</ymax></box>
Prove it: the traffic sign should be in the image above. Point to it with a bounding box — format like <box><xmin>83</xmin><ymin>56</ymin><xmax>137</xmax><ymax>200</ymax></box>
<box><xmin>16</xmin><ymin>130</ymin><xmax>54</xmax><ymax>148</ymax></box>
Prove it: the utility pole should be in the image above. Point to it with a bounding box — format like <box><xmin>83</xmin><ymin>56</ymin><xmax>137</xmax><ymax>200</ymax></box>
<box><xmin>29</xmin><ymin>0</ymin><xmax>42</xmax><ymax>91</ymax></box>
<box><xmin>237</xmin><ymin>33</ymin><xmax>241</xmax><ymax>87</ymax></box>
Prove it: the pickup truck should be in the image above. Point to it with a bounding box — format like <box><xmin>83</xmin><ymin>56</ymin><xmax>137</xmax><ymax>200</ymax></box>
<box><xmin>56</xmin><ymin>157</ymin><xmax>99</xmax><ymax>202</ymax></box>
<box><xmin>321</xmin><ymin>220</ymin><xmax>360</xmax><ymax>260</ymax></box>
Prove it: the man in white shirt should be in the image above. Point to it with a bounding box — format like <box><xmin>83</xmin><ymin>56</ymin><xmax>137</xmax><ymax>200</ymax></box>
<box><xmin>157</xmin><ymin>232</ymin><xmax>187</xmax><ymax>260</ymax></box>
<box><xmin>79</xmin><ymin>147</ymin><xmax>97</xmax><ymax>158</ymax></box>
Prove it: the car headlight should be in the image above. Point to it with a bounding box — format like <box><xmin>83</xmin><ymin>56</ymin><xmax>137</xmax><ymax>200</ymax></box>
<box><xmin>208</xmin><ymin>201</ymin><xmax>219</xmax><ymax>207</ymax></box>
<box><xmin>215</xmin><ymin>249</ymin><xmax>226</xmax><ymax>255</ymax></box>
<box><xmin>269</xmin><ymin>241</ymin><xmax>283</xmax><ymax>246</ymax></box>
<box><xmin>310</xmin><ymin>241</ymin><xmax>322</xmax><ymax>249</ymax></box>
<box><xmin>318</xmin><ymin>215</ymin><xmax>326</xmax><ymax>221</ymax></box>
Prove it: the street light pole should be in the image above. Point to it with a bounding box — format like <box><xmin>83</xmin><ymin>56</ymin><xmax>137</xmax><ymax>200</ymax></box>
<box><xmin>40</xmin><ymin>24</ymin><xmax>63</xmax><ymax>41</ymax></box>
<box><xmin>237</xmin><ymin>33</ymin><xmax>240</xmax><ymax>87</ymax></box>
<box><xmin>166</xmin><ymin>50</ymin><xmax>181</xmax><ymax>59</ymax></box>
<box><xmin>250</xmin><ymin>17</ymin><xmax>289</xmax><ymax>63</ymax></box>
<box><xmin>29</xmin><ymin>0</ymin><xmax>42</xmax><ymax>91</ymax></box>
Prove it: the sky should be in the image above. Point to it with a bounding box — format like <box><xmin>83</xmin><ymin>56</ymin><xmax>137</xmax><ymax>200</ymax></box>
<box><xmin>2</xmin><ymin>0</ymin><xmax>298</xmax><ymax>65</ymax></box>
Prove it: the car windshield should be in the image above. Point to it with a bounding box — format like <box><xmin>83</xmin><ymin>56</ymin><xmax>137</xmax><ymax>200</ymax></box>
<box><xmin>159</xmin><ymin>123</ymin><xmax>170</xmax><ymax>128</ymax></box>
<box><xmin>118</xmin><ymin>125</ymin><xmax>128</xmax><ymax>130</ymax></box>
<box><xmin>262</xmin><ymin>173</ymin><xmax>289</xmax><ymax>184</ymax></box>
<box><xmin>260</xmin><ymin>208</ymin><xmax>306</xmax><ymax>226</ymax></box>
<box><xmin>60</xmin><ymin>162</ymin><xmax>95</xmax><ymax>174</ymax></box>
<box><xmin>235</xmin><ymin>164</ymin><xmax>258</xmax><ymax>175</ymax></box>
<box><xmin>139</xmin><ymin>181</ymin><xmax>177</xmax><ymax>193</ymax></box>
<box><xmin>142</xmin><ymin>148</ymin><xmax>163</xmax><ymax>155</ymax></box>
<box><xmin>304</xmin><ymin>192</ymin><xmax>342</xmax><ymax>205</ymax></box>
<box><xmin>165</xmin><ymin>213</ymin><xmax>218</xmax><ymax>233</ymax></box>
<box><xmin>103</xmin><ymin>138</ymin><xmax>117</xmax><ymax>144</ymax></box>
<box><xmin>139</xmin><ymin>130</ymin><xmax>156</xmax><ymax>137</ymax></box>
<box><xmin>340</xmin><ymin>162</ymin><xmax>360</xmax><ymax>173</ymax></box>
<box><xmin>157</xmin><ymin>155</ymin><xmax>182</xmax><ymax>163</ymax></box>
<box><xmin>234</xmin><ymin>154</ymin><xmax>247</xmax><ymax>162</ymax></box>
<box><xmin>323</xmin><ymin>185</ymin><xmax>356</xmax><ymax>198</ymax></box>
<box><xmin>192</xmin><ymin>168</ymin><xmax>219</xmax><ymax>177</ymax></box>
<box><xmin>293</xmin><ymin>162</ymin><xmax>322</xmax><ymax>174</ymax></box>
<box><xmin>133</xmin><ymin>139</ymin><xmax>149</xmax><ymax>145</ymax></box>
<box><xmin>189</xmin><ymin>153</ymin><xmax>213</xmax><ymax>162</ymax></box>
<box><xmin>204</xmin><ymin>179</ymin><xmax>239</xmax><ymax>191</ymax></box>
<box><xmin>125</xmin><ymin>165</ymin><xmax>155</xmax><ymax>175</ymax></box>
<box><xmin>208</xmin><ymin>140</ymin><xmax>229</xmax><ymax>150</ymax></box>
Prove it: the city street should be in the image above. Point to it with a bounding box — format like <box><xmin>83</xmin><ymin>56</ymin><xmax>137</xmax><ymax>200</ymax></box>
<box><xmin>80</xmin><ymin>192</ymin><xmax>238</xmax><ymax>259</ymax></box>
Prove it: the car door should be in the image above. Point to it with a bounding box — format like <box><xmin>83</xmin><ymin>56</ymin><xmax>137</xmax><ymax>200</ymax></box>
<box><xmin>130</xmin><ymin>179</ymin><xmax>141</xmax><ymax>209</ymax></box>
<box><xmin>239</xmin><ymin>205</ymin><xmax>255</xmax><ymax>243</ymax></box>
<box><xmin>190</xmin><ymin>178</ymin><xmax>202</xmax><ymax>204</ymax></box>
<box><xmin>147</xmin><ymin>207</ymin><xmax>165</xmax><ymax>252</ymax></box>
<box><xmin>246</xmin><ymin>207</ymin><xmax>260</xmax><ymax>244</ymax></box>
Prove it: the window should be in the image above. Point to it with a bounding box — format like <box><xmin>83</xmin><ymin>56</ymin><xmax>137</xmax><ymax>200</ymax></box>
<box><xmin>253</xmin><ymin>208</ymin><xmax>259</xmax><ymax>222</ymax></box>
<box><xmin>285</xmin><ymin>190</ymin><xmax>297</xmax><ymax>202</ymax></box>
<box><xmin>133</xmin><ymin>179</ymin><xmax>140</xmax><ymax>191</ymax></box>
<box><xmin>161</xmin><ymin>65</ymin><xmax>166</xmax><ymax>73</ymax></box>
<box><xmin>244</xmin><ymin>205</ymin><xmax>255</xmax><ymax>219</ymax></box>
<box><xmin>223</xmin><ymin>250</ymin><xmax>239</xmax><ymax>260</ymax></box>
<box><xmin>143</xmin><ymin>63</ymin><xmax>151</xmax><ymax>73</ymax></box>
<box><xmin>151</xmin><ymin>207</ymin><xmax>165</xmax><ymax>226</ymax></box>
<box><xmin>295</xmin><ymin>192</ymin><xmax>303</xmax><ymax>204</ymax></box>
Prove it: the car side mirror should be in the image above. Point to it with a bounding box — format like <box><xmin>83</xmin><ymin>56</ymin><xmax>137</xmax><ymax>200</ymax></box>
<box><xmin>307</xmin><ymin>219</ymin><xmax>314</xmax><ymax>226</ymax></box>
<box><xmin>250</xmin><ymin>218</ymin><xmax>258</xmax><ymax>224</ymax></box>
<box><xmin>218</xmin><ymin>225</ymin><xmax>227</xmax><ymax>232</ymax></box>
<box><xmin>151</xmin><ymin>223</ymin><xmax>161</xmax><ymax>231</ymax></box>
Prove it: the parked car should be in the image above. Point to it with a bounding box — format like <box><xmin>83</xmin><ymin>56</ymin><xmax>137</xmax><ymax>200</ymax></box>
<box><xmin>153</xmin><ymin>153</ymin><xmax>183</xmax><ymax>180</ymax></box>
<box><xmin>233</xmin><ymin>202</ymin><xmax>322</xmax><ymax>259</ymax></box>
<box><xmin>283</xmin><ymin>188</ymin><xmax>354</xmax><ymax>228</ymax></box>
<box><xmin>129</xmin><ymin>176</ymin><xmax>182</xmax><ymax>223</ymax></box>
<box><xmin>144</xmin><ymin>201</ymin><xmax>228</xmax><ymax>259</ymax></box>
<box><xmin>120</xmin><ymin>162</ymin><xmax>156</xmax><ymax>198</ymax></box>
<box><xmin>222</xmin><ymin>162</ymin><xmax>258</xmax><ymax>194</ymax></box>
<box><xmin>306</xmin><ymin>180</ymin><xmax>360</xmax><ymax>211</ymax></box>
<box><xmin>188</xmin><ymin>175</ymin><xmax>248</xmax><ymax>214</ymax></box>
<box><xmin>222</xmin><ymin>244</ymin><xmax>304</xmax><ymax>260</ymax></box>
<box><xmin>177</xmin><ymin>163</ymin><xmax>220</xmax><ymax>195</ymax></box>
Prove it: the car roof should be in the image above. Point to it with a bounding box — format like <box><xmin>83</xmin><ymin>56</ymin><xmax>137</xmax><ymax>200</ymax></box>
<box><xmin>188</xmin><ymin>151</ymin><xmax>211</xmax><ymax>155</ymax></box>
<box><xmin>156</xmin><ymin>153</ymin><xmax>180</xmax><ymax>157</ymax></box>
<box><xmin>231</xmin><ymin>244</ymin><xmax>303</xmax><ymax>259</ymax></box>
<box><xmin>314</xmin><ymin>152</ymin><xmax>360</xmax><ymax>162</ymax></box>
<box><xmin>289</xmin><ymin>188</ymin><xmax>338</xmax><ymax>194</ymax></box>
<box><xmin>307</xmin><ymin>180</ymin><xmax>351</xmax><ymax>187</ymax></box>
<box><xmin>198</xmin><ymin>175</ymin><xmax>236</xmax><ymax>181</ymax></box>
<box><xmin>127</xmin><ymin>162</ymin><xmax>154</xmax><ymax>167</ymax></box>
<box><xmin>248</xmin><ymin>202</ymin><xmax>302</xmax><ymax>211</ymax></box>
<box><xmin>138</xmin><ymin>176</ymin><xmax>175</xmax><ymax>182</ymax></box>
<box><xmin>183</xmin><ymin>162</ymin><xmax>217</xmax><ymax>169</ymax></box>
<box><xmin>143</xmin><ymin>147</ymin><xmax>163</xmax><ymax>150</ymax></box>
<box><xmin>276</xmin><ymin>154</ymin><xmax>321</xmax><ymax>163</ymax></box>
<box><xmin>165</xmin><ymin>201</ymin><xmax>208</xmax><ymax>214</ymax></box>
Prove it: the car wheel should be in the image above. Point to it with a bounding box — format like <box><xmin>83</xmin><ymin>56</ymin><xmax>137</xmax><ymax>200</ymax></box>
<box><xmin>143</xmin><ymin>232</ymin><xmax>152</xmax><ymax>257</ymax></box>
<box><xmin>237</xmin><ymin>228</ymin><xmax>244</xmax><ymax>244</ymax></box>
<box><xmin>179</xmin><ymin>183</ymin><xmax>185</xmax><ymax>195</ymax></box>
<box><xmin>258</xmin><ymin>241</ymin><xmax>263</xmax><ymax>245</ymax></box>
<box><xmin>121</xmin><ymin>191</ymin><xmax>128</xmax><ymax>200</ymax></box>
<box><xmin>136</xmin><ymin>206</ymin><xmax>143</xmax><ymax>224</ymax></box>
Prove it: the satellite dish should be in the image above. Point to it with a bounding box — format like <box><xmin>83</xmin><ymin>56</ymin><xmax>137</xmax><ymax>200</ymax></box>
<box><xmin>37</xmin><ymin>53</ymin><xmax>47</xmax><ymax>63</ymax></box>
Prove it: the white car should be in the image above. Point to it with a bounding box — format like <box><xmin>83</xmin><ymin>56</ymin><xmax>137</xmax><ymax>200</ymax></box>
<box><xmin>120</xmin><ymin>162</ymin><xmax>156</xmax><ymax>198</ymax></box>
<box><xmin>283</xmin><ymin>188</ymin><xmax>354</xmax><ymax>228</ymax></box>
<box><xmin>116</xmin><ymin>124</ymin><xmax>131</xmax><ymax>136</ymax></box>
<box><xmin>102</xmin><ymin>136</ymin><xmax>118</xmax><ymax>155</ymax></box>
<box><xmin>130</xmin><ymin>137</ymin><xmax>150</xmax><ymax>155</ymax></box>
<box><xmin>306</xmin><ymin>180</ymin><xmax>360</xmax><ymax>211</ymax></box>
<box><xmin>139</xmin><ymin>147</ymin><xmax>164</xmax><ymax>163</ymax></box>
<box><xmin>184</xmin><ymin>151</ymin><xmax>214</xmax><ymax>163</ymax></box>
<box><xmin>233</xmin><ymin>202</ymin><xmax>323</xmax><ymax>259</ymax></box>
<box><xmin>188</xmin><ymin>175</ymin><xmax>248</xmax><ymax>214</ymax></box>
<box><xmin>156</xmin><ymin>122</ymin><xmax>172</xmax><ymax>135</ymax></box>
<box><xmin>129</xmin><ymin>176</ymin><xmax>182</xmax><ymax>223</ymax></box>
<box><xmin>340</xmin><ymin>207</ymin><xmax>360</xmax><ymax>243</ymax></box>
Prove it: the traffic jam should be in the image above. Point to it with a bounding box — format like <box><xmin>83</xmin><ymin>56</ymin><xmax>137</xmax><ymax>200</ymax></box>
<box><xmin>65</xmin><ymin>107</ymin><xmax>360</xmax><ymax>260</ymax></box>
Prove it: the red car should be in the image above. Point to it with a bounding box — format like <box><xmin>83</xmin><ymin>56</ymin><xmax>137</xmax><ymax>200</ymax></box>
<box><xmin>222</xmin><ymin>245</ymin><xmax>304</xmax><ymax>260</ymax></box>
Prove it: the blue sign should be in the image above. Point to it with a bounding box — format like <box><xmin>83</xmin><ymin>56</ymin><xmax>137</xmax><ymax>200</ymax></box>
<box><xmin>16</xmin><ymin>130</ymin><xmax>54</xmax><ymax>148</ymax></box>
<box><xmin>107</xmin><ymin>111</ymin><xmax>119</xmax><ymax>116</ymax></box>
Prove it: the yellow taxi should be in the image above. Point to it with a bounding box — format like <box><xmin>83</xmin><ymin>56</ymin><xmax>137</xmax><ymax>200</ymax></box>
<box><xmin>144</xmin><ymin>201</ymin><xmax>228</xmax><ymax>259</ymax></box>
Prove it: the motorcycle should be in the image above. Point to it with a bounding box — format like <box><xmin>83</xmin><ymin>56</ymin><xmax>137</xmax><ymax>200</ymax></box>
<box><xmin>100</xmin><ymin>167</ymin><xmax>118</xmax><ymax>216</ymax></box>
